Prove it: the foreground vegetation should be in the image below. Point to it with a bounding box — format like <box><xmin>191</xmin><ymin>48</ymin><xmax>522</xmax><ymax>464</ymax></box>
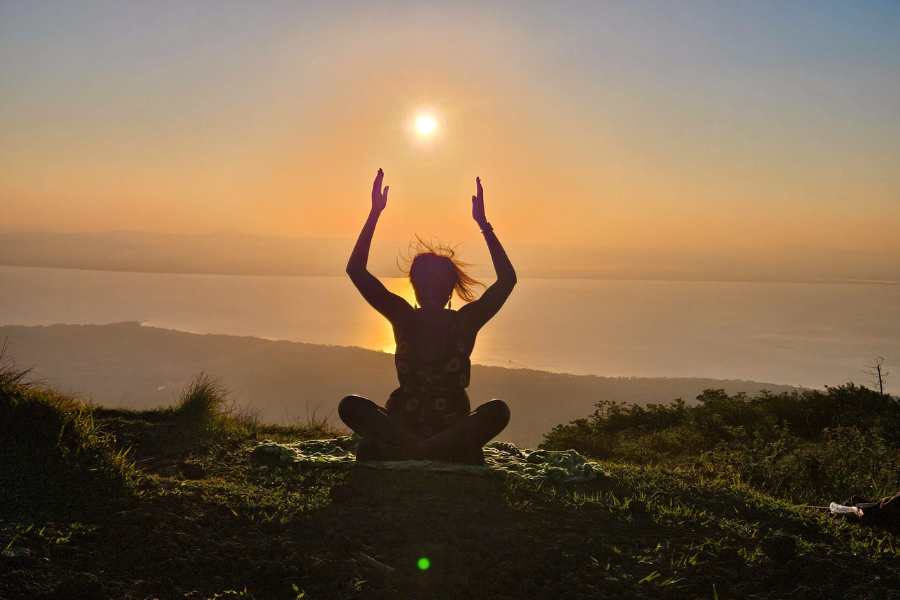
<box><xmin>541</xmin><ymin>384</ymin><xmax>900</xmax><ymax>506</ymax></box>
<box><xmin>2</xmin><ymin>362</ymin><xmax>898</xmax><ymax>599</ymax></box>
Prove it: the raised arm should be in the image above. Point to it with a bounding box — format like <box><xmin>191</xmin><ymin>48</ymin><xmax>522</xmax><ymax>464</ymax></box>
<box><xmin>459</xmin><ymin>177</ymin><xmax>517</xmax><ymax>331</ymax></box>
<box><xmin>346</xmin><ymin>169</ymin><xmax>412</xmax><ymax>323</ymax></box>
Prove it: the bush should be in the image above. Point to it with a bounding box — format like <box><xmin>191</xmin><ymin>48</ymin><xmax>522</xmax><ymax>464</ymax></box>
<box><xmin>706</xmin><ymin>426</ymin><xmax>900</xmax><ymax>503</ymax></box>
<box><xmin>541</xmin><ymin>384</ymin><xmax>900</xmax><ymax>504</ymax></box>
<box><xmin>0</xmin><ymin>353</ymin><xmax>133</xmax><ymax>517</ymax></box>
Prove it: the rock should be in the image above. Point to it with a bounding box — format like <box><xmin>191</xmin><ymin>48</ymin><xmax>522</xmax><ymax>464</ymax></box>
<box><xmin>487</xmin><ymin>441</ymin><xmax>524</xmax><ymax>457</ymax></box>
<box><xmin>248</xmin><ymin>438</ymin><xmax>606</xmax><ymax>484</ymax></box>
<box><xmin>526</xmin><ymin>450</ymin><xmax>548</xmax><ymax>463</ymax></box>
<box><xmin>545</xmin><ymin>466</ymin><xmax>568</xmax><ymax>482</ymax></box>
<box><xmin>249</xmin><ymin>442</ymin><xmax>299</xmax><ymax>466</ymax></box>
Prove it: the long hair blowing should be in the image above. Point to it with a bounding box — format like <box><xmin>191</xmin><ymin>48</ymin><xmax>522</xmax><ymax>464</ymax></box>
<box><xmin>396</xmin><ymin>234</ymin><xmax>485</xmax><ymax>303</ymax></box>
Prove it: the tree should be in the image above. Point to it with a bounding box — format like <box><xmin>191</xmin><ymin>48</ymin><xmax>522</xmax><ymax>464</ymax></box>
<box><xmin>864</xmin><ymin>356</ymin><xmax>890</xmax><ymax>396</ymax></box>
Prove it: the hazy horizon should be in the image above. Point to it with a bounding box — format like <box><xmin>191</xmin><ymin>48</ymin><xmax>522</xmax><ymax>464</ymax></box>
<box><xmin>3</xmin><ymin>265</ymin><xmax>897</xmax><ymax>395</ymax></box>
<box><xmin>2</xmin><ymin>229</ymin><xmax>898</xmax><ymax>283</ymax></box>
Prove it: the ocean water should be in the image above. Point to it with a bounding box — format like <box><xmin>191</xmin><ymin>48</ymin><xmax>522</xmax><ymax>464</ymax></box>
<box><xmin>1</xmin><ymin>265</ymin><xmax>898</xmax><ymax>393</ymax></box>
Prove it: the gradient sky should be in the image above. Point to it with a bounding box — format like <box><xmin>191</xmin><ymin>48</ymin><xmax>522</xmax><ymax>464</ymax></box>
<box><xmin>2</xmin><ymin>1</ymin><xmax>899</xmax><ymax>273</ymax></box>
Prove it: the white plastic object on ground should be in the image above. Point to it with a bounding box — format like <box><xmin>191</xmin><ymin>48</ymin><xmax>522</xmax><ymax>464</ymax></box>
<box><xmin>829</xmin><ymin>502</ymin><xmax>864</xmax><ymax>517</ymax></box>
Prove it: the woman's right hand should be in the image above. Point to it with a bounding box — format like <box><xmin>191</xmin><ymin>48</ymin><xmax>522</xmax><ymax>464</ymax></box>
<box><xmin>471</xmin><ymin>176</ymin><xmax>488</xmax><ymax>227</ymax></box>
<box><xmin>372</xmin><ymin>168</ymin><xmax>389</xmax><ymax>214</ymax></box>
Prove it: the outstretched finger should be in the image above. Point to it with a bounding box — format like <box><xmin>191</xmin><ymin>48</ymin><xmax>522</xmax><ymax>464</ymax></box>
<box><xmin>373</xmin><ymin>168</ymin><xmax>384</xmax><ymax>194</ymax></box>
<box><xmin>383</xmin><ymin>185</ymin><xmax>389</xmax><ymax>203</ymax></box>
<box><xmin>476</xmin><ymin>176</ymin><xmax>483</xmax><ymax>200</ymax></box>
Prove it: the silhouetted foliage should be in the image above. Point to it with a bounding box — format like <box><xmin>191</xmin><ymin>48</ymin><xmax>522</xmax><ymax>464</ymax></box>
<box><xmin>541</xmin><ymin>384</ymin><xmax>900</xmax><ymax>503</ymax></box>
<box><xmin>175</xmin><ymin>371</ymin><xmax>229</xmax><ymax>426</ymax></box>
<box><xmin>0</xmin><ymin>353</ymin><xmax>133</xmax><ymax>518</ymax></box>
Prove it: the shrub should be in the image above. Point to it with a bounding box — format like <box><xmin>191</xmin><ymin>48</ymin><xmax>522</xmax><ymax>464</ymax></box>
<box><xmin>541</xmin><ymin>384</ymin><xmax>900</xmax><ymax>504</ymax></box>
<box><xmin>0</xmin><ymin>352</ymin><xmax>133</xmax><ymax>517</ymax></box>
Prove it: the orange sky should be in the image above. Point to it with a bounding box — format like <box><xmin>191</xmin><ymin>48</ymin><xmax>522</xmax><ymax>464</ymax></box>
<box><xmin>2</xmin><ymin>2</ymin><xmax>899</xmax><ymax>274</ymax></box>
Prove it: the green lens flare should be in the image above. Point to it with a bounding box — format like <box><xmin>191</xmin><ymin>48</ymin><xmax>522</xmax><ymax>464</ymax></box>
<box><xmin>417</xmin><ymin>557</ymin><xmax>431</xmax><ymax>571</ymax></box>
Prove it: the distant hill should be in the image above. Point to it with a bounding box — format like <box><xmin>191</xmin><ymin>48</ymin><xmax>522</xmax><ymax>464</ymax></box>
<box><xmin>0</xmin><ymin>322</ymin><xmax>799</xmax><ymax>447</ymax></box>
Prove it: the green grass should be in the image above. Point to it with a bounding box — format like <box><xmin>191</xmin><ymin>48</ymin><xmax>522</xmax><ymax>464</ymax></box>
<box><xmin>541</xmin><ymin>385</ymin><xmax>900</xmax><ymax>505</ymax></box>
<box><xmin>0</xmin><ymin>353</ymin><xmax>135</xmax><ymax>519</ymax></box>
<box><xmin>1</xmin><ymin>371</ymin><xmax>897</xmax><ymax>599</ymax></box>
<box><xmin>169</xmin><ymin>372</ymin><xmax>342</xmax><ymax>442</ymax></box>
<box><xmin>175</xmin><ymin>371</ymin><xmax>230</xmax><ymax>424</ymax></box>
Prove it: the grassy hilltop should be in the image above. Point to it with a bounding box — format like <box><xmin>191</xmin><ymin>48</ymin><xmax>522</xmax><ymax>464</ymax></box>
<box><xmin>1</xmin><ymin>365</ymin><xmax>898</xmax><ymax>599</ymax></box>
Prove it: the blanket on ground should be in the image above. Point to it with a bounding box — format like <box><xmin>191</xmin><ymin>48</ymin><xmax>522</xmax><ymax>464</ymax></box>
<box><xmin>249</xmin><ymin>436</ymin><xmax>606</xmax><ymax>484</ymax></box>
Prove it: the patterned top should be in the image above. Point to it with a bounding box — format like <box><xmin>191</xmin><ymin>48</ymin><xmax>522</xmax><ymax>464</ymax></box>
<box><xmin>345</xmin><ymin>263</ymin><xmax>515</xmax><ymax>438</ymax></box>
<box><xmin>385</xmin><ymin>308</ymin><xmax>472</xmax><ymax>438</ymax></box>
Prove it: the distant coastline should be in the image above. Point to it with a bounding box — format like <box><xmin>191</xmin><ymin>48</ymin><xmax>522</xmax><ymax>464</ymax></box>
<box><xmin>0</xmin><ymin>321</ymin><xmax>802</xmax><ymax>447</ymax></box>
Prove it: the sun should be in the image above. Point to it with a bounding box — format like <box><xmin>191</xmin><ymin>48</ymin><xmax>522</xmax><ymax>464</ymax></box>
<box><xmin>414</xmin><ymin>113</ymin><xmax>438</xmax><ymax>137</ymax></box>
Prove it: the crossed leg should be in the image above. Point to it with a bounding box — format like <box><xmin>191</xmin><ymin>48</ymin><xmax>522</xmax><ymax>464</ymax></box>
<box><xmin>338</xmin><ymin>395</ymin><xmax>511</xmax><ymax>465</ymax></box>
<box><xmin>337</xmin><ymin>395</ymin><xmax>422</xmax><ymax>460</ymax></box>
<box><xmin>418</xmin><ymin>400</ymin><xmax>510</xmax><ymax>464</ymax></box>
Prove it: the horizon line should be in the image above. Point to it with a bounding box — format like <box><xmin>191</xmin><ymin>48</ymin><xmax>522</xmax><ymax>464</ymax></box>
<box><xmin>0</xmin><ymin>262</ymin><xmax>897</xmax><ymax>287</ymax></box>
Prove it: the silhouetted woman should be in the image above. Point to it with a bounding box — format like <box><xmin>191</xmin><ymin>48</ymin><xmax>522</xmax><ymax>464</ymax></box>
<box><xmin>339</xmin><ymin>169</ymin><xmax>516</xmax><ymax>465</ymax></box>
